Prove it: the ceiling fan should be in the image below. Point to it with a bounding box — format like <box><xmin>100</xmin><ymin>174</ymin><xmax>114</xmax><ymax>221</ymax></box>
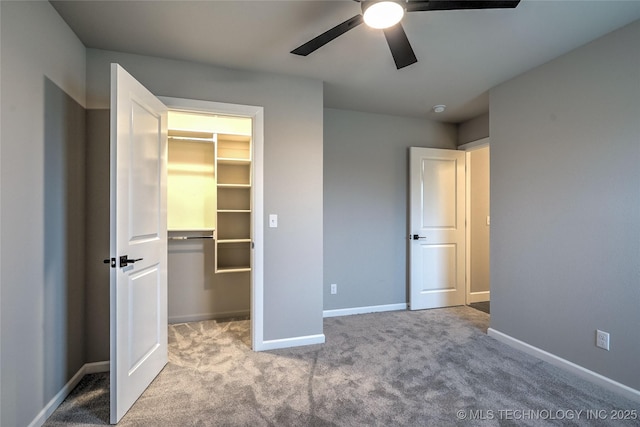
<box><xmin>291</xmin><ymin>0</ymin><xmax>521</xmax><ymax>69</ymax></box>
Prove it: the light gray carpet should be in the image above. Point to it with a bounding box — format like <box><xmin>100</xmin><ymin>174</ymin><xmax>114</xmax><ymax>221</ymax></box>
<box><xmin>44</xmin><ymin>307</ymin><xmax>639</xmax><ymax>426</ymax></box>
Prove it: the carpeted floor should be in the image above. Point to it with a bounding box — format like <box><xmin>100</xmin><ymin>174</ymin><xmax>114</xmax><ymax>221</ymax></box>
<box><xmin>44</xmin><ymin>307</ymin><xmax>639</xmax><ymax>426</ymax></box>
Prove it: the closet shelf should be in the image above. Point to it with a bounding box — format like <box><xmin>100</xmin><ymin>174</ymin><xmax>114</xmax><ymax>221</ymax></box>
<box><xmin>217</xmin><ymin>209</ymin><xmax>251</xmax><ymax>213</ymax></box>
<box><xmin>217</xmin><ymin>239</ymin><xmax>251</xmax><ymax>244</ymax></box>
<box><xmin>168</xmin><ymin>129</ymin><xmax>214</xmax><ymax>139</ymax></box>
<box><xmin>168</xmin><ymin>228</ymin><xmax>215</xmax><ymax>232</ymax></box>
<box><xmin>168</xmin><ymin>136</ymin><xmax>215</xmax><ymax>143</ymax></box>
<box><xmin>217</xmin><ymin>183</ymin><xmax>251</xmax><ymax>188</ymax></box>
<box><xmin>216</xmin><ymin>266</ymin><xmax>251</xmax><ymax>274</ymax></box>
<box><xmin>217</xmin><ymin>157</ymin><xmax>251</xmax><ymax>165</ymax></box>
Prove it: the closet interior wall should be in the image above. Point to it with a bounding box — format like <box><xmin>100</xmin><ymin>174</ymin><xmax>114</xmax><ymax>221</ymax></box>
<box><xmin>167</xmin><ymin>111</ymin><xmax>252</xmax><ymax>323</ymax></box>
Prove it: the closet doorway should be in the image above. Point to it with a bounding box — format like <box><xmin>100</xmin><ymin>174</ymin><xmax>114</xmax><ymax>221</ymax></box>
<box><xmin>461</xmin><ymin>138</ymin><xmax>490</xmax><ymax>312</ymax></box>
<box><xmin>160</xmin><ymin>96</ymin><xmax>264</xmax><ymax>349</ymax></box>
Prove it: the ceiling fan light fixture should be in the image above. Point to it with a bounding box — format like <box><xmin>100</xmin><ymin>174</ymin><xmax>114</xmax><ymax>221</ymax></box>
<box><xmin>362</xmin><ymin>0</ymin><xmax>405</xmax><ymax>29</ymax></box>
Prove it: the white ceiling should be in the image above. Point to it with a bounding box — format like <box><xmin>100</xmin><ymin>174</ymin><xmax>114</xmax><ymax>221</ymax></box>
<box><xmin>51</xmin><ymin>0</ymin><xmax>640</xmax><ymax>123</ymax></box>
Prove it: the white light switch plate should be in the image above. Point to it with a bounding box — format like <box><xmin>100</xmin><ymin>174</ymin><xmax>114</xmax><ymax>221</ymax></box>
<box><xmin>269</xmin><ymin>214</ymin><xmax>278</xmax><ymax>228</ymax></box>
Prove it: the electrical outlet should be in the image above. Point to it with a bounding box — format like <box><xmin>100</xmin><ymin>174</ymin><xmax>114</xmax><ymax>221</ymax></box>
<box><xmin>330</xmin><ymin>283</ymin><xmax>337</xmax><ymax>295</ymax></box>
<box><xmin>596</xmin><ymin>330</ymin><xmax>610</xmax><ymax>351</ymax></box>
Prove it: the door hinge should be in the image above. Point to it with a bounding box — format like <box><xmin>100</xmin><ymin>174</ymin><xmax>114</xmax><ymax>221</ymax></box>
<box><xmin>103</xmin><ymin>258</ymin><xmax>116</xmax><ymax>268</ymax></box>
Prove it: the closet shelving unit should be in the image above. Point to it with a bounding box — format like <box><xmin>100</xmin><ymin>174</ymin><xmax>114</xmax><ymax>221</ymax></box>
<box><xmin>167</xmin><ymin>127</ymin><xmax>252</xmax><ymax>274</ymax></box>
<box><xmin>215</xmin><ymin>134</ymin><xmax>252</xmax><ymax>273</ymax></box>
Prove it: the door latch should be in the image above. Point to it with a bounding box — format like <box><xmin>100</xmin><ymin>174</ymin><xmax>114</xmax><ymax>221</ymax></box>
<box><xmin>412</xmin><ymin>234</ymin><xmax>426</xmax><ymax>240</ymax></box>
<box><xmin>119</xmin><ymin>255</ymin><xmax>143</xmax><ymax>268</ymax></box>
<box><xmin>103</xmin><ymin>258</ymin><xmax>116</xmax><ymax>268</ymax></box>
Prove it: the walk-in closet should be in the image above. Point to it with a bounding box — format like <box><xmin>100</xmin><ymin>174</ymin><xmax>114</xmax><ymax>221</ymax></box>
<box><xmin>166</xmin><ymin>110</ymin><xmax>253</xmax><ymax>324</ymax></box>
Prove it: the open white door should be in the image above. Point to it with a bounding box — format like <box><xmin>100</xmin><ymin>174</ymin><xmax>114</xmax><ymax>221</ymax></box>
<box><xmin>109</xmin><ymin>64</ymin><xmax>168</xmax><ymax>424</ymax></box>
<box><xmin>409</xmin><ymin>147</ymin><xmax>465</xmax><ymax>310</ymax></box>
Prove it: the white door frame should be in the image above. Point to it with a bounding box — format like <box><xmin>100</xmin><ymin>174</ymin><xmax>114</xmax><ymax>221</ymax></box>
<box><xmin>159</xmin><ymin>96</ymin><xmax>264</xmax><ymax>351</ymax></box>
<box><xmin>459</xmin><ymin>137</ymin><xmax>490</xmax><ymax>305</ymax></box>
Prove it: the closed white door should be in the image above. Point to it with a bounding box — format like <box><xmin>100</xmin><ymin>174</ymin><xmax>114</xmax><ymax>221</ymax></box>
<box><xmin>110</xmin><ymin>64</ymin><xmax>168</xmax><ymax>424</ymax></box>
<box><xmin>409</xmin><ymin>147</ymin><xmax>466</xmax><ymax>310</ymax></box>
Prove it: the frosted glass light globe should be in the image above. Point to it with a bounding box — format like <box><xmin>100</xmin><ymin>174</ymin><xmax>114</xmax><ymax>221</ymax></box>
<box><xmin>363</xmin><ymin>1</ymin><xmax>404</xmax><ymax>29</ymax></box>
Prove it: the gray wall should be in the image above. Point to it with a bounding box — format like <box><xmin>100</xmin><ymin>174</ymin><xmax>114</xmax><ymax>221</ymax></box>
<box><xmin>470</xmin><ymin>147</ymin><xmax>490</xmax><ymax>294</ymax></box>
<box><xmin>168</xmin><ymin>242</ymin><xmax>251</xmax><ymax>323</ymax></box>
<box><xmin>85</xmin><ymin>109</ymin><xmax>111</xmax><ymax>362</ymax></box>
<box><xmin>84</xmin><ymin>48</ymin><xmax>324</xmax><ymax>356</ymax></box>
<box><xmin>323</xmin><ymin>108</ymin><xmax>457</xmax><ymax>310</ymax></box>
<box><xmin>43</xmin><ymin>77</ymin><xmax>87</xmax><ymax>399</ymax></box>
<box><xmin>458</xmin><ymin>112</ymin><xmax>489</xmax><ymax>146</ymax></box>
<box><xmin>490</xmin><ymin>20</ymin><xmax>640</xmax><ymax>390</ymax></box>
<box><xmin>0</xmin><ymin>2</ymin><xmax>87</xmax><ymax>426</ymax></box>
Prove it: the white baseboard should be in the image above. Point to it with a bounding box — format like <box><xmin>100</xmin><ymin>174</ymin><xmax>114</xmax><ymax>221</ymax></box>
<box><xmin>169</xmin><ymin>310</ymin><xmax>250</xmax><ymax>324</ymax></box>
<box><xmin>28</xmin><ymin>360</ymin><xmax>110</xmax><ymax>427</ymax></box>
<box><xmin>488</xmin><ymin>328</ymin><xmax>640</xmax><ymax>403</ymax></box>
<box><xmin>84</xmin><ymin>360</ymin><xmax>110</xmax><ymax>374</ymax></box>
<box><xmin>323</xmin><ymin>303</ymin><xmax>407</xmax><ymax>318</ymax></box>
<box><xmin>468</xmin><ymin>291</ymin><xmax>490</xmax><ymax>304</ymax></box>
<box><xmin>257</xmin><ymin>333</ymin><xmax>325</xmax><ymax>351</ymax></box>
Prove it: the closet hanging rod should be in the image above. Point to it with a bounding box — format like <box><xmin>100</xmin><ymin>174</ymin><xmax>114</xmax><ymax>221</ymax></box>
<box><xmin>169</xmin><ymin>235</ymin><xmax>214</xmax><ymax>240</ymax></box>
<box><xmin>168</xmin><ymin>135</ymin><xmax>215</xmax><ymax>142</ymax></box>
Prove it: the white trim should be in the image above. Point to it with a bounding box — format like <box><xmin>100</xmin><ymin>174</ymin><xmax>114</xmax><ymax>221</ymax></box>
<box><xmin>158</xmin><ymin>96</ymin><xmax>264</xmax><ymax>352</ymax></box>
<box><xmin>468</xmin><ymin>291</ymin><xmax>490</xmax><ymax>304</ymax></box>
<box><xmin>259</xmin><ymin>334</ymin><xmax>325</xmax><ymax>351</ymax></box>
<box><xmin>465</xmin><ymin>151</ymin><xmax>472</xmax><ymax>305</ymax></box>
<box><xmin>168</xmin><ymin>310</ymin><xmax>250</xmax><ymax>324</ymax></box>
<box><xmin>323</xmin><ymin>303</ymin><xmax>407</xmax><ymax>318</ymax></box>
<box><xmin>27</xmin><ymin>361</ymin><xmax>110</xmax><ymax>427</ymax></box>
<box><xmin>488</xmin><ymin>328</ymin><xmax>640</xmax><ymax>403</ymax></box>
<box><xmin>458</xmin><ymin>137</ymin><xmax>489</xmax><ymax>151</ymax></box>
<box><xmin>251</xmin><ymin>108</ymin><xmax>265</xmax><ymax>352</ymax></box>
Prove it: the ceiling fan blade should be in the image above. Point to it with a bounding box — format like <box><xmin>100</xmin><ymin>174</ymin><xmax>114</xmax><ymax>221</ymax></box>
<box><xmin>291</xmin><ymin>14</ymin><xmax>364</xmax><ymax>56</ymax></box>
<box><xmin>382</xmin><ymin>23</ymin><xmax>418</xmax><ymax>70</ymax></box>
<box><xmin>406</xmin><ymin>0</ymin><xmax>520</xmax><ymax>12</ymax></box>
